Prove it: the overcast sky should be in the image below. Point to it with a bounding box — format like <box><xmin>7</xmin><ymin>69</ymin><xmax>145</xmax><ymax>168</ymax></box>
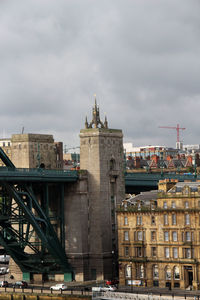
<box><xmin>0</xmin><ymin>0</ymin><xmax>200</xmax><ymax>149</ymax></box>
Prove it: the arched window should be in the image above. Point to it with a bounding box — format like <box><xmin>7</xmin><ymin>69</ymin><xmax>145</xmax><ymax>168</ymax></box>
<box><xmin>110</xmin><ymin>158</ymin><xmax>116</xmax><ymax>171</ymax></box>
<box><xmin>165</xmin><ymin>266</ymin><xmax>171</xmax><ymax>280</ymax></box>
<box><xmin>139</xmin><ymin>264</ymin><xmax>144</xmax><ymax>278</ymax></box>
<box><xmin>153</xmin><ymin>265</ymin><xmax>159</xmax><ymax>279</ymax></box>
<box><xmin>174</xmin><ymin>266</ymin><xmax>180</xmax><ymax>280</ymax></box>
<box><xmin>124</xmin><ymin>216</ymin><xmax>128</xmax><ymax>225</ymax></box>
<box><xmin>185</xmin><ymin>214</ymin><xmax>190</xmax><ymax>225</ymax></box>
<box><xmin>125</xmin><ymin>265</ymin><xmax>131</xmax><ymax>278</ymax></box>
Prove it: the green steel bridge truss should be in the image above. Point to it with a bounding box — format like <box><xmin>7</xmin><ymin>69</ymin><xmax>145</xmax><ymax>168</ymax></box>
<box><xmin>0</xmin><ymin>147</ymin><xmax>78</xmax><ymax>278</ymax></box>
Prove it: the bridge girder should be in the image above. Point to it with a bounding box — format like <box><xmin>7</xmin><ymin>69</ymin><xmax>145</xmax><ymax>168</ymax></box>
<box><xmin>0</xmin><ymin>147</ymin><xmax>73</xmax><ymax>277</ymax></box>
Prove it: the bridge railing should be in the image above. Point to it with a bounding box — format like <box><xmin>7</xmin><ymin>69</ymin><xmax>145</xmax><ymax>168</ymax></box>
<box><xmin>0</xmin><ymin>167</ymin><xmax>78</xmax><ymax>177</ymax></box>
<box><xmin>0</xmin><ymin>167</ymin><xmax>79</xmax><ymax>183</ymax></box>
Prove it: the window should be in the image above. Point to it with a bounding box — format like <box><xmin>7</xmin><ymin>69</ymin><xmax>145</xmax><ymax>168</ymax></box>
<box><xmin>151</xmin><ymin>247</ymin><xmax>156</xmax><ymax>257</ymax></box>
<box><xmin>124</xmin><ymin>231</ymin><xmax>129</xmax><ymax>241</ymax></box>
<box><xmin>173</xmin><ymin>248</ymin><xmax>178</xmax><ymax>258</ymax></box>
<box><xmin>153</xmin><ymin>280</ymin><xmax>159</xmax><ymax>287</ymax></box>
<box><xmin>163</xmin><ymin>201</ymin><xmax>167</xmax><ymax>209</ymax></box>
<box><xmin>184</xmin><ymin>248</ymin><xmax>191</xmax><ymax>259</ymax></box>
<box><xmin>124</xmin><ymin>216</ymin><xmax>128</xmax><ymax>226</ymax></box>
<box><xmin>164</xmin><ymin>231</ymin><xmax>169</xmax><ymax>241</ymax></box>
<box><xmin>136</xmin><ymin>264</ymin><xmax>144</xmax><ymax>279</ymax></box>
<box><xmin>151</xmin><ymin>216</ymin><xmax>156</xmax><ymax>225</ymax></box>
<box><xmin>124</xmin><ymin>247</ymin><xmax>129</xmax><ymax>257</ymax></box>
<box><xmin>165</xmin><ymin>266</ymin><xmax>171</xmax><ymax>280</ymax></box>
<box><xmin>172</xmin><ymin>231</ymin><xmax>178</xmax><ymax>242</ymax></box>
<box><xmin>172</xmin><ymin>214</ymin><xmax>176</xmax><ymax>225</ymax></box>
<box><xmin>153</xmin><ymin>265</ymin><xmax>159</xmax><ymax>279</ymax></box>
<box><xmin>91</xmin><ymin>269</ymin><xmax>96</xmax><ymax>280</ymax></box>
<box><xmin>185</xmin><ymin>214</ymin><xmax>190</xmax><ymax>225</ymax></box>
<box><xmin>174</xmin><ymin>282</ymin><xmax>180</xmax><ymax>288</ymax></box>
<box><xmin>174</xmin><ymin>266</ymin><xmax>180</xmax><ymax>280</ymax></box>
<box><xmin>165</xmin><ymin>247</ymin><xmax>170</xmax><ymax>258</ymax></box>
<box><xmin>136</xmin><ymin>216</ymin><xmax>142</xmax><ymax>225</ymax></box>
<box><xmin>110</xmin><ymin>159</ymin><xmax>116</xmax><ymax>171</ymax></box>
<box><xmin>171</xmin><ymin>201</ymin><xmax>176</xmax><ymax>209</ymax></box>
<box><xmin>186</xmin><ymin>232</ymin><xmax>191</xmax><ymax>242</ymax></box>
<box><xmin>137</xmin><ymin>231</ymin><xmax>143</xmax><ymax>241</ymax></box>
<box><xmin>151</xmin><ymin>231</ymin><xmax>156</xmax><ymax>241</ymax></box>
<box><xmin>134</xmin><ymin>231</ymin><xmax>145</xmax><ymax>241</ymax></box>
<box><xmin>125</xmin><ymin>265</ymin><xmax>131</xmax><ymax>278</ymax></box>
<box><xmin>164</xmin><ymin>214</ymin><xmax>168</xmax><ymax>225</ymax></box>
<box><xmin>185</xmin><ymin>201</ymin><xmax>189</xmax><ymax>209</ymax></box>
<box><xmin>138</xmin><ymin>264</ymin><xmax>144</xmax><ymax>278</ymax></box>
<box><xmin>135</xmin><ymin>247</ymin><xmax>143</xmax><ymax>257</ymax></box>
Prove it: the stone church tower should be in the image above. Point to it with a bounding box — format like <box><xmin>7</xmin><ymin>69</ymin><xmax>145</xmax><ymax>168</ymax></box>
<box><xmin>80</xmin><ymin>99</ymin><xmax>125</xmax><ymax>280</ymax></box>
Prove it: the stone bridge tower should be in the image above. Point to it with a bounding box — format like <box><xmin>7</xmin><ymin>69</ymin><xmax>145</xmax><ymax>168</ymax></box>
<box><xmin>80</xmin><ymin>99</ymin><xmax>125</xmax><ymax>280</ymax></box>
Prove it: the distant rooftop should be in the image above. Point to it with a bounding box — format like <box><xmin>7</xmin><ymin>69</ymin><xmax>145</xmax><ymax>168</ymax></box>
<box><xmin>168</xmin><ymin>181</ymin><xmax>200</xmax><ymax>193</ymax></box>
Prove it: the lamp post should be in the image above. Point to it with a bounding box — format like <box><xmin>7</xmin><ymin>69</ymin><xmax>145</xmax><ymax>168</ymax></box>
<box><xmin>130</xmin><ymin>262</ymin><xmax>133</xmax><ymax>293</ymax></box>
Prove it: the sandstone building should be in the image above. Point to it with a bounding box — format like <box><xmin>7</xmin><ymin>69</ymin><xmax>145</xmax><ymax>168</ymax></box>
<box><xmin>117</xmin><ymin>179</ymin><xmax>200</xmax><ymax>290</ymax></box>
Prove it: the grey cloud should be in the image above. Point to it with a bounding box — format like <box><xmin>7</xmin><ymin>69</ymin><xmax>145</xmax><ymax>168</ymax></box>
<box><xmin>0</xmin><ymin>0</ymin><xmax>199</xmax><ymax>148</ymax></box>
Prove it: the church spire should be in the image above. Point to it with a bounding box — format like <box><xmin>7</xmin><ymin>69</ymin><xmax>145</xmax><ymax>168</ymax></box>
<box><xmin>104</xmin><ymin>115</ymin><xmax>108</xmax><ymax>129</ymax></box>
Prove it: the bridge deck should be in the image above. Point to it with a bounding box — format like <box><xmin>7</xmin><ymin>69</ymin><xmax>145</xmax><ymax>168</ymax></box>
<box><xmin>125</xmin><ymin>172</ymin><xmax>198</xmax><ymax>187</ymax></box>
<box><xmin>0</xmin><ymin>167</ymin><xmax>197</xmax><ymax>185</ymax></box>
<box><xmin>0</xmin><ymin>167</ymin><xmax>78</xmax><ymax>182</ymax></box>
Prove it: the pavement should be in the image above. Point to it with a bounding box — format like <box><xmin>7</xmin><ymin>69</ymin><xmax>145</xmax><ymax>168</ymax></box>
<box><xmin>118</xmin><ymin>285</ymin><xmax>200</xmax><ymax>297</ymax></box>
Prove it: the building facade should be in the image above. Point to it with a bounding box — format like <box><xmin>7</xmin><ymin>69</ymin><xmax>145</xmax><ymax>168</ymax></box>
<box><xmin>0</xmin><ymin>134</ymin><xmax>63</xmax><ymax>169</ymax></box>
<box><xmin>117</xmin><ymin>179</ymin><xmax>200</xmax><ymax>290</ymax></box>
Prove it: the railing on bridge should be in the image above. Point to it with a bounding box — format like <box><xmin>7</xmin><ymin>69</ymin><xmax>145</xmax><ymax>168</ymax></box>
<box><xmin>0</xmin><ymin>167</ymin><xmax>79</xmax><ymax>182</ymax></box>
<box><xmin>92</xmin><ymin>291</ymin><xmax>197</xmax><ymax>300</ymax></box>
<box><xmin>125</xmin><ymin>172</ymin><xmax>198</xmax><ymax>187</ymax></box>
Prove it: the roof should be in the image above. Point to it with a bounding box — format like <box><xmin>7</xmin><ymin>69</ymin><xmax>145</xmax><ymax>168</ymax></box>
<box><xmin>125</xmin><ymin>190</ymin><xmax>158</xmax><ymax>205</ymax></box>
<box><xmin>168</xmin><ymin>182</ymin><xmax>200</xmax><ymax>193</ymax></box>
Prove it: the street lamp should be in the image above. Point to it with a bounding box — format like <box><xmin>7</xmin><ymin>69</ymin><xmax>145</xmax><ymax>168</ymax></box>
<box><xmin>130</xmin><ymin>262</ymin><xmax>133</xmax><ymax>293</ymax></box>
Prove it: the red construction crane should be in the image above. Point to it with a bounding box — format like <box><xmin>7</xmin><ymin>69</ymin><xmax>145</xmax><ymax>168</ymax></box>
<box><xmin>159</xmin><ymin>124</ymin><xmax>186</xmax><ymax>143</ymax></box>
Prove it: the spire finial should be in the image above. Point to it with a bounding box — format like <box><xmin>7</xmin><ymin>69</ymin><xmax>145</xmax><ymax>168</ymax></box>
<box><xmin>94</xmin><ymin>94</ymin><xmax>97</xmax><ymax>108</ymax></box>
<box><xmin>104</xmin><ymin>114</ymin><xmax>108</xmax><ymax>129</ymax></box>
<box><xmin>87</xmin><ymin>96</ymin><xmax>108</xmax><ymax>129</ymax></box>
<box><xmin>85</xmin><ymin>116</ymin><xmax>88</xmax><ymax>128</ymax></box>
